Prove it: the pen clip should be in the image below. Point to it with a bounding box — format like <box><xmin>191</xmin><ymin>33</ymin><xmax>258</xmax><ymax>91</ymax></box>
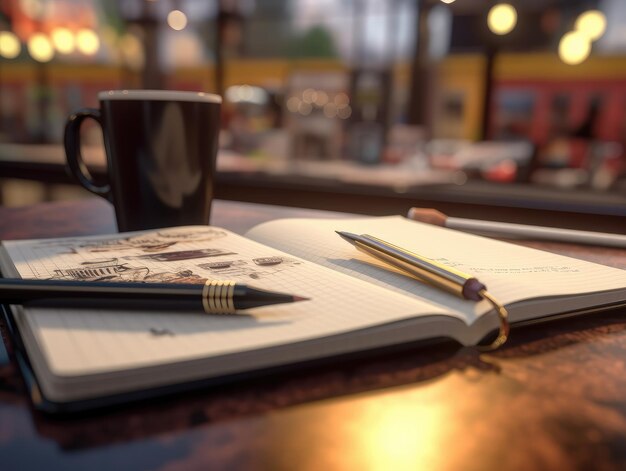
<box><xmin>477</xmin><ymin>289</ymin><xmax>509</xmax><ymax>351</ymax></box>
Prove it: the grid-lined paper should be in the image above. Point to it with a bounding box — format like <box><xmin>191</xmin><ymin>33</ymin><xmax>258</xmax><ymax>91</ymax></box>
<box><xmin>3</xmin><ymin>226</ymin><xmax>449</xmax><ymax>377</ymax></box>
<box><xmin>247</xmin><ymin>216</ymin><xmax>626</xmax><ymax>324</ymax></box>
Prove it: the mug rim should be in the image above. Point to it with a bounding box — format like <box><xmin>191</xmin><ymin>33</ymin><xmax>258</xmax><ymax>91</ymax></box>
<box><xmin>98</xmin><ymin>90</ymin><xmax>222</xmax><ymax>104</ymax></box>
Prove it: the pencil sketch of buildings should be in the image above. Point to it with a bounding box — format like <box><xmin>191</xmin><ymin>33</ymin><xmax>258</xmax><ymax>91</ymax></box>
<box><xmin>48</xmin><ymin>258</ymin><xmax>206</xmax><ymax>284</ymax></box>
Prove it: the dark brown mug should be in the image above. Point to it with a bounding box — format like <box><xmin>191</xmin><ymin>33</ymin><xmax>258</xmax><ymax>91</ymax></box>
<box><xmin>64</xmin><ymin>90</ymin><xmax>221</xmax><ymax>232</ymax></box>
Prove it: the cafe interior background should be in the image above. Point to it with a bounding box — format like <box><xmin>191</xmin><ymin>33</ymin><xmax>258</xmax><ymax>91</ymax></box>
<box><xmin>0</xmin><ymin>0</ymin><xmax>624</xmax><ymax>230</ymax></box>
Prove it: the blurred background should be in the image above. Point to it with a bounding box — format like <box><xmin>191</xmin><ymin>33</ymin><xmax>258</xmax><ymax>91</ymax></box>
<box><xmin>0</xmin><ymin>0</ymin><xmax>624</xmax><ymax>229</ymax></box>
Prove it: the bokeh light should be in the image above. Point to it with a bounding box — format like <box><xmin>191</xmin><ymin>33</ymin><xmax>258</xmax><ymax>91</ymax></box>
<box><xmin>225</xmin><ymin>85</ymin><xmax>268</xmax><ymax>105</ymax></box>
<box><xmin>487</xmin><ymin>3</ymin><xmax>517</xmax><ymax>35</ymax></box>
<box><xmin>0</xmin><ymin>31</ymin><xmax>21</xmax><ymax>59</ymax></box>
<box><xmin>302</xmin><ymin>88</ymin><xmax>316</xmax><ymax>104</ymax></box>
<box><xmin>314</xmin><ymin>91</ymin><xmax>329</xmax><ymax>106</ymax></box>
<box><xmin>286</xmin><ymin>97</ymin><xmax>300</xmax><ymax>113</ymax></box>
<box><xmin>76</xmin><ymin>29</ymin><xmax>100</xmax><ymax>55</ymax></box>
<box><xmin>51</xmin><ymin>27</ymin><xmax>75</xmax><ymax>54</ymax></box>
<box><xmin>575</xmin><ymin>10</ymin><xmax>607</xmax><ymax>41</ymax></box>
<box><xmin>558</xmin><ymin>31</ymin><xmax>591</xmax><ymax>65</ymax></box>
<box><xmin>337</xmin><ymin>105</ymin><xmax>352</xmax><ymax>120</ymax></box>
<box><xmin>27</xmin><ymin>33</ymin><xmax>54</xmax><ymax>62</ymax></box>
<box><xmin>167</xmin><ymin>10</ymin><xmax>188</xmax><ymax>31</ymax></box>
<box><xmin>298</xmin><ymin>101</ymin><xmax>312</xmax><ymax>116</ymax></box>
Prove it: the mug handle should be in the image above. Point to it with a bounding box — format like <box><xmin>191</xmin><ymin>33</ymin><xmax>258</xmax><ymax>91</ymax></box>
<box><xmin>64</xmin><ymin>108</ymin><xmax>112</xmax><ymax>201</ymax></box>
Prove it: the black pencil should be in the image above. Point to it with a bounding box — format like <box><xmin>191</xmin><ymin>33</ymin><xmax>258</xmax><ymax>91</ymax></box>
<box><xmin>0</xmin><ymin>279</ymin><xmax>309</xmax><ymax>314</ymax></box>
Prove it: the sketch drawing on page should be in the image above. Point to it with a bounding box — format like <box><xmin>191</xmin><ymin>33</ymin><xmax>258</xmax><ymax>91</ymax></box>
<box><xmin>124</xmin><ymin>248</ymin><xmax>237</xmax><ymax>262</ymax></box>
<box><xmin>198</xmin><ymin>256</ymin><xmax>303</xmax><ymax>280</ymax></box>
<box><xmin>46</xmin><ymin>258</ymin><xmax>207</xmax><ymax>284</ymax></box>
<box><xmin>32</xmin><ymin>228</ymin><xmax>228</xmax><ymax>255</ymax></box>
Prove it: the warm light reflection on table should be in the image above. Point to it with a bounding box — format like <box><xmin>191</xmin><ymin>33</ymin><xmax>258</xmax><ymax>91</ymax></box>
<box><xmin>256</xmin><ymin>372</ymin><xmax>472</xmax><ymax>471</ymax></box>
<box><xmin>350</xmin><ymin>391</ymin><xmax>450</xmax><ymax>469</ymax></box>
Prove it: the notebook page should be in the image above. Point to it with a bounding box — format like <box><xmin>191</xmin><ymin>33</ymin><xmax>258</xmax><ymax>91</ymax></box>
<box><xmin>246</xmin><ymin>216</ymin><xmax>626</xmax><ymax>323</ymax></box>
<box><xmin>2</xmin><ymin>226</ymin><xmax>451</xmax><ymax>376</ymax></box>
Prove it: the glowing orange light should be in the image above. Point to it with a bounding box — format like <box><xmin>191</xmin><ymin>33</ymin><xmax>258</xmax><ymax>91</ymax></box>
<box><xmin>487</xmin><ymin>4</ymin><xmax>517</xmax><ymax>35</ymax></box>
<box><xmin>51</xmin><ymin>27</ymin><xmax>75</xmax><ymax>54</ymax></box>
<box><xmin>27</xmin><ymin>33</ymin><xmax>54</xmax><ymax>62</ymax></box>
<box><xmin>75</xmin><ymin>29</ymin><xmax>100</xmax><ymax>55</ymax></box>
<box><xmin>575</xmin><ymin>10</ymin><xmax>607</xmax><ymax>41</ymax></box>
<box><xmin>559</xmin><ymin>31</ymin><xmax>591</xmax><ymax>65</ymax></box>
<box><xmin>0</xmin><ymin>31</ymin><xmax>21</xmax><ymax>59</ymax></box>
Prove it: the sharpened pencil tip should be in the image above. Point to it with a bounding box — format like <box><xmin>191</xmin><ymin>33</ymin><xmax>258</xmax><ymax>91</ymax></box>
<box><xmin>335</xmin><ymin>231</ymin><xmax>358</xmax><ymax>244</ymax></box>
<box><xmin>292</xmin><ymin>295</ymin><xmax>310</xmax><ymax>302</ymax></box>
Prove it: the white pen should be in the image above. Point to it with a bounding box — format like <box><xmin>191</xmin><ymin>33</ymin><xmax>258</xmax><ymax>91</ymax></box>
<box><xmin>408</xmin><ymin>208</ymin><xmax>626</xmax><ymax>248</ymax></box>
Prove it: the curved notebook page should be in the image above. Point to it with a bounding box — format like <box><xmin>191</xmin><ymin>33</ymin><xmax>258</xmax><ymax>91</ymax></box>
<box><xmin>246</xmin><ymin>216</ymin><xmax>626</xmax><ymax>324</ymax></box>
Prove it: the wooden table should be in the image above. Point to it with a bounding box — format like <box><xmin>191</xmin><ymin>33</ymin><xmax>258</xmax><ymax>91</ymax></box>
<box><xmin>1</xmin><ymin>198</ymin><xmax>626</xmax><ymax>471</ymax></box>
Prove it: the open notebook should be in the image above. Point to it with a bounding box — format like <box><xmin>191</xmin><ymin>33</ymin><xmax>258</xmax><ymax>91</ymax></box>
<box><xmin>1</xmin><ymin>216</ymin><xmax>626</xmax><ymax>409</ymax></box>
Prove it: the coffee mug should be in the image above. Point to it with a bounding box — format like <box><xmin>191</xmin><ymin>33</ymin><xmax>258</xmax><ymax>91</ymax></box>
<box><xmin>64</xmin><ymin>90</ymin><xmax>221</xmax><ymax>231</ymax></box>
